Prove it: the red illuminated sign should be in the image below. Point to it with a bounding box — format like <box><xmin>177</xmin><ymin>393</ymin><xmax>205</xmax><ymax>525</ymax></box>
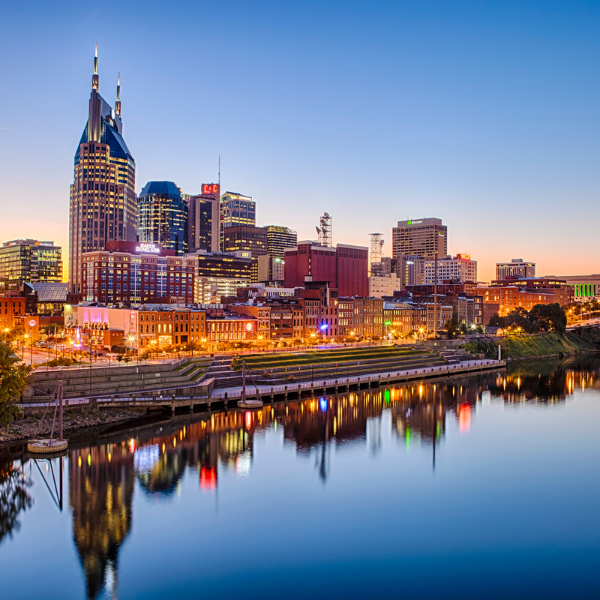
<box><xmin>202</xmin><ymin>183</ymin><xmax>220</xmax><ymax>198</ymax></box>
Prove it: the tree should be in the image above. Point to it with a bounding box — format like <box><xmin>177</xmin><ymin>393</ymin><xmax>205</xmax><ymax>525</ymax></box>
<box><xmin>444</xmin><ymin>317</ymin><xmax>460</xmax><ymax>339</ymax></box>
<box><xmin>0</xmin><ymin>341</ymin><xmax>31</xmax><ymax>425</ymax></box>
<box><xmin>529</xmin><ymin>303</ymin><xmax>567</xmax><ymax>335</ymax></box>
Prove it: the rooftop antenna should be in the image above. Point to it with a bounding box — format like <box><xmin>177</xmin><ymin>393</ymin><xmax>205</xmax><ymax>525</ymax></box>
<box><xmin>115</xmin><ymin>72</ymin><xmax>121</xmax><ymax>117</ymax></box>
<box><xmin>92</xmin><ymin>42</ymin><xmax>99</xmax><ymax>91</ymax></box>
<box><xmin>317</xmin><ymin>212</ymin><xmax>332</xmax><ymax>247</ymax></box>
<box><xmin>369</xmin><ymin>233</ymin><xmax>384</xmax><ymax>272</ymax></box>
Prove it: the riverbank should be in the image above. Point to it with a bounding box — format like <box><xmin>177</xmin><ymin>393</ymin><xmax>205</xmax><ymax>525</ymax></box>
<box><xmin>0</xmin><ymin>408</ymin><xmax>146</xmax><ymax>445</ymax></box>
<box><xmin>463</xmin><ymin>330</ymin><xmax>600</xmax><ymax>359</ymax></box>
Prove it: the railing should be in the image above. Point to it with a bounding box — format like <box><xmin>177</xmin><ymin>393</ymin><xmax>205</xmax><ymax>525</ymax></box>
<box><xmin>21</xmin><ymin>360</ymin><xmax>504</xmax><ymax>407</ymax></box>
<box><xmin>209</xmin><ymin>359</ymin><xmax>503</xmax><ymax>399</ymax></box>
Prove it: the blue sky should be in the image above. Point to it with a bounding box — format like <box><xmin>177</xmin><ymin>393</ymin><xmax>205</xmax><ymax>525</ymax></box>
<box><xmin>1</xmin><ymin>0</ymin><xmax>599</xmax><ymax>280</ymax></box>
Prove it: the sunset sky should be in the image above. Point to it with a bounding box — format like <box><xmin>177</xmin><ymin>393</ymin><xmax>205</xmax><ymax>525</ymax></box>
<box><xmin>1</xmin><ymin>0</ymin><xmax>599</xmax><ymax>282</ymax></box>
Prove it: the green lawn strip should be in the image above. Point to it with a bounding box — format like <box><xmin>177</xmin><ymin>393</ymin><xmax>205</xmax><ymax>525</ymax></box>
<box><xmin>175</xmin><ymin>361</ymin><xmax>193</xmax><ymax>371</ymax></box>
<box><xmin>234</xmin><ymin>348</ymin><xmax>428</xmax><ymax>370</ymax></box>
<box><xmin>245</xmin><ymin>355</ymin><xmax>443</xmax><ymax>374</ymax></box>
<box><xmin>190</xmin><ymin>369</ymin><xmax>207</xmax><ymax>381</ymax></box>
<box><xmin>237</xmin><ymin>355</ymin><xmax>430</xmax><ymax>371</ymax></box>
<box><xmin>262</xmin><ymin>359</ymin><xmax>448</xmax><ymax>381</ymax></box>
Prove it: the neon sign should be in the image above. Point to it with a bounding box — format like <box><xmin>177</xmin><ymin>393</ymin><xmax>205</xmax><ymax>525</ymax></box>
<box><xmin>135</xmin><ymin>243</ymin><xmax>160</xmax><ymax>254</ymax></box>
<box><xmin>202</xmin><ymin>183</ymin><xmax>220</xmax><ymax>197</ymax></box>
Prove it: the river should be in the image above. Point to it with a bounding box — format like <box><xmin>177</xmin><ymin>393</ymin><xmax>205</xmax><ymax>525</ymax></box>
<box><xmin>1</xmin><ymin>356</ymin><xmax>599</xmax><ymax>599</ymax></box>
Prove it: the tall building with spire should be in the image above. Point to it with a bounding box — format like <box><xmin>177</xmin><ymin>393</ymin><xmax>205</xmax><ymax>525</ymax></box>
<box><xmin>69</xmin><ymin>45</ymin><xmax>136</xmax><ymax>293</ymax></box>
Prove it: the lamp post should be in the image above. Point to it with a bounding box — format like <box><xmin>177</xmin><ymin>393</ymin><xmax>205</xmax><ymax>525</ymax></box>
<box><xmin>23</xmin><ymin>334</ymin><xmax>27</xmax><ymax>361</ymax></box>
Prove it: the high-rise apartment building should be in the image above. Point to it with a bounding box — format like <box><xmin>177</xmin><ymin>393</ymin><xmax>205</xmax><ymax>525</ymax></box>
<box><xmin>392</xmin><ymin>218</ymin><xmax>447</xmax><ymax>259</ymax></box>
<box><xmin>0</xmin><ymin>240</ymin><xmax>63</xmax><ymax>293</ymax></box>
<box><xmin>137</xmin><ymin>181</ymin><xmax>188</xmax><ymax>255</ymax></box>
<box><xmin>424</xmin><ymin>254</ymin><xmax>477</xmax><ymax>284</ymax></box>
<box><xmin>496</xmin><ymin>259</ymin><xmax>535</xmax><ymax>280</ymax></box>
<box><xmin>264</xmin><ymin>225</ymin><xmax>297</xmax><ymax>259</ymax></box>
<box><xmin>69</xmin><ymin>47</ymin><xmax>136</xmax><ymax>293</ymax></box>
<box><xmin>188</xmin><ymin>184</ymin><xmax>220</xmax><ymax>253</ymax></box>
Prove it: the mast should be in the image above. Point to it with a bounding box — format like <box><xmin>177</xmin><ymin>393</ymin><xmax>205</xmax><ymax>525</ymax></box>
<box><xmin>241</xmin><ymin>360</ymin><xmax>246</xmax><ymax>403</ymax></box>
<box><xmin>433</xmin><ymin>251</ymin><xmax>438</xmax><ymax>339</ymax></box>
<box><xmin>115</xmin><ymin>72</ymin><xmax>121</xmax><ymax>117</ymax></box>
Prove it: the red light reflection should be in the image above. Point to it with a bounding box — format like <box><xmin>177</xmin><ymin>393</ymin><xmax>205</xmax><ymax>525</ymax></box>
<box><xmin>200</xmin><ymin>466</ymin><xmax>217</xmax><ymax>490</ymax></box>
<box><xmin>458</xmin><ymin>403</ymin><xmax>471</xmax><ymax>433</ymax></box>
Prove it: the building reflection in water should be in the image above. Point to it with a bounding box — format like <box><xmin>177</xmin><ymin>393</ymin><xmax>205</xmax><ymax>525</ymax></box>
<box><xmin>61</xmin><ymin>355</ymin><xmax>600</xmax><ymax>599</ymax></box>
<box><xmin>69</xmin><ymin>444</ymin><xmax>134</xmax><ymax>600</ymax></box>
<box><xmin>489</xmin><ymin>355</ymin><xmax>599</xmax><ymax>404</ymax></box>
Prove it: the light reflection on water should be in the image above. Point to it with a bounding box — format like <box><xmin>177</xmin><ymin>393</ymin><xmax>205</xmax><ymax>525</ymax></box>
<box><xmin>1</xmin><ymin>356</ymin><xmax>600</xmax><ymax>600</ymax></box>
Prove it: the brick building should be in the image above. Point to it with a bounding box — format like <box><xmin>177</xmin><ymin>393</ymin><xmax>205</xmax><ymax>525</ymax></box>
<box><xmin>82</xmin><ymin>241</ymin><xmax>195</xmax><ymax>306</ymax></box>
<box><xmin>284</xmin><ymin>241</ymin><xmax>368</xmax><ymax>297</ymax></box>
<box><xmin>0</xmin><ymin>296</ymin><xmax>26</xmax><ymax>330</ymax></box>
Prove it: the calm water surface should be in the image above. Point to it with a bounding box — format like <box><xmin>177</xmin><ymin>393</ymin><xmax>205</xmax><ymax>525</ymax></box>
<box><xmin>1</xmin><ymin>357</ymin><xmax>599</xmax><ymax>600</ymax></box>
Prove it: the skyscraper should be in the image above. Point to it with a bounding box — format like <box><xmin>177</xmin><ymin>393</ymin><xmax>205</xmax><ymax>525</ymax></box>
<box><xmin>0</xmin><ymin>239</ymin><xmax>63</xmax><ymax>293</ymax></box>
<box><xmin>69</xmin><ymin>46</ymin><xmax>136</xmax><ymax>293</ymax></box>
<box><xmin>188</xmin><ymin>184</ymin><xmax>220</xmax><ymax>253</ymax></box>
<box><xmin>264</xmin><ymin>225</ymin><xmax>297</xmax><ymax>260</ymax></box>
<box><xmin>392</xmin><ymin>218</ymin><xmax>447</xmax><ymax>260</ymax></box>
<box><xmin>220</xmin><ymin>192</ymin><xmax>255</xmax><ymax>250</ymax></box>
<box><xmin>137</xmin><ymin>181</ymin><xmax>188</xmax><ymax>255</ymax></box>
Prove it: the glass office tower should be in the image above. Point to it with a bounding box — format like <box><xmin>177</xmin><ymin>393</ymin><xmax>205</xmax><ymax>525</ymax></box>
<box><xmin>137</xmin><ymin>181</ymin><xmax>188</xmax><ymax>255</ymax></box>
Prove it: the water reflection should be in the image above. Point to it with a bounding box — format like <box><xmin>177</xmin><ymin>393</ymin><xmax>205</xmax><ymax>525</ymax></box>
<box><xmin>2</xmin><ymin>355</ymin><xmax>600</xmax><ymax>599</ymax></box>
<box><xmin>0</xmin><ymin>457</ymin><xmax>32</xmax><ymax>544</ymax></box>
<box><xmin>491</xmin><ymin>355</ymin><xmax>598</xmax><ymax>403</ymax></box>
<box><xmin>69</xmin><ymin>445</ymin><xmax>133</xmax><ymax>599</ymax></box>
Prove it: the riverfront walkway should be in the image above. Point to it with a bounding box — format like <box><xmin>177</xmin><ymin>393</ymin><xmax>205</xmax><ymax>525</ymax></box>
<box><xmin>22</xmin><ymin>358</ymin><xmax>505</xmax><ymax>414</ymax></box>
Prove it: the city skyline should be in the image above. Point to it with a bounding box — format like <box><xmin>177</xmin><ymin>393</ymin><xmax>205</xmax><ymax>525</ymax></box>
<box><xmin>2</xmin><ymin>1</ymin><xmax>600</xmax><ymax>282</ymax></box>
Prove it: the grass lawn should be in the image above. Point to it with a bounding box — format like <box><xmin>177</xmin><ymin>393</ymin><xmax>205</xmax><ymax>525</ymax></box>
<box><xmin>232</xmin><ymin>346</ymin><xmax>430</xmax><ymax>370</ymax></box>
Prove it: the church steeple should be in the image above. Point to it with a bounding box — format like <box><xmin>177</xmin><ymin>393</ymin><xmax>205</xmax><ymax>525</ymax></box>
<box><xmin>92</xmin><ymin>42</ymin><xmax>99</xmax><ymax>91</ymax></box>
<box><xmin>115</xmin><ymin>72</ymin><xmax>121</xmax><ymax>117</ymax></box>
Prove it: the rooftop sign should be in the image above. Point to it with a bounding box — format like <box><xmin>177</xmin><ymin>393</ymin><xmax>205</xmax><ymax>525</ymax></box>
<box><xmin>136</xmin><ymin>243</ymin><xmax>160</xmax><ymax>254</ymax></box>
